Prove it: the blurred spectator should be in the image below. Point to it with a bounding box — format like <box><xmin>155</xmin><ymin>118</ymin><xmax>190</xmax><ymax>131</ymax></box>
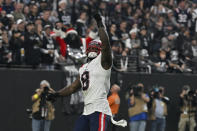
<box><xmin>29</xmin><ymin>4</ymin><xmax>39</xmax><ymax>22</ymax></box>
<box><xmin>22</xmin><ymin>5</ymin><xmax>29</xmax><ymax>18</ymax></box>
<box><xmin>1</xmin><ymin>12</ymin><xmax>14</xmax><ymax>31</ymax></box>
<box><xmin>0</xmin><ymin>29</ymin><xmax>12</xmax><ymax>64</ymax></box>
<box><xmin>110</xmin><ymin>3</ymin><xmax>123</xmax><ymax>25</ymax></box>
<box><xmin>9</xmin><ymin>30</ymin><xmax>24</xmax><ymax>64</ymax></box>
<box><xmin>139</xmin><ymin>26</ymin><xmax>152</xmax><ymax>53</ymax></box>
<box><xmin>185</xmin><ymin>39</ymin><xmax>197</xmax><ymax>59</ymax></box>
<box><xmin>35</xmin><ymin>24</ymin><xmax>43</xmax><ymax>40</ymax></box>
<box><xmin>152</xmin><ymin>16</ymin><xmax>165</xmax><ymax>53</ymax></box>
<box><xmin>75</xmin><ymin>11</ymin><xmax>87</xmax><ymax>37</ymax></box>
<box><xmin>138</xmin><ymin>49</ymin><xmax>152</xmax><ymax>73</ymax></box>
<box><xmin>168</xmin><ymin>50</ymin><xmax>192</xmax><ymax>73</ymax></box>
<box><xmin>13</xmin><ymin>2</ymin><xmax>24</xmax><ymax>21</ymax></box>
<box><xmin>41</xmin><ymin>10</ymin><xmax>52</xmax><ymax>28</ymax></box>
<box><xmin>39</xmin><ymin>0</ymin><xmax>48</xmax><ymax>13</ymax></box>
<box><xmin>125</xmin><ymin>28</ymin><xmax>141</xmax><ymax>56</ymax></box>
<box><xmin>57</xmin><ymin>0</ymin><xmax>71</xmax><ymax>25</ymax></box>
<box><xmin>117</xmin><ymin>21</ymin><xmax>129</xmax><ymax>46</ymax></box>
<box><xmin>174</xmin><ymin>1</ymin><xmax>191</xmax><ymax>28</ymax></box>
<box><xmin>184</xmin><ymin>38</ymin><xmax>197</xmax><ymax>73</ymax></box>
<box><xmin>191</xmin><ymin>5</ymin><xmax>197</xmax><ymax>37</ymax></box>
<box><xmin>161</xmin><ymin>31</ymin><xmax>178</xmax><ymax>53</ymax></box>
<box><xmin>165</xmin><ymin>10</ymin><xmax>180</xmax><ymax>30</ymax></box>
<box><xmin>176</xmin><ymin>28</ymin><xmax>191</xmax><ymax>55</ymax></box>
<box><xmin>41</xmin><ymin>25</ymin><xmax>59</xmax><ymax>70</ymax></box>
<box><xmin>99</xmin><ymin>1</ymin><xmax>108</xmax><ymax>17</ymax></box>
<box><xmin>24</xmin><ymin>22</ymin><xmax>42</xmax><ymax>67</ymax></box>
<box><xmin>112</xmin><ymin>40</ymin><xmax>124</xmax><ymax>71</ymax></box>
<box><xmin>2</xmin><ymin>0</ymin><xmax>15</xmax><ymax>14</ymax></box>
<box><xmin>152</xmin><ymin>50</ymin><xmax>169</xmax><ymax>73</ymax></box>
<box><xmin>108</xmin><ymin>24</ymin><xmax>119</xmax><ymax>46</ymax></box>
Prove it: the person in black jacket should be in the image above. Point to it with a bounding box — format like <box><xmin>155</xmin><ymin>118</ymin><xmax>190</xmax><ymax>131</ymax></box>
<box><xmin>139</xmin><ymin>26</ymin><xmax>152</xmax><ymax>54</ymax></box>
<box><xmin>41</xmin><ymin>25</ymin><xmax>59</xmax><ymax>70</ymax></box>
<box><xmin>57</xmin><ymin>0</ymin><xmax>71</xmax><ymax>25</ymax></box>
<box><xmin>9</xmin><ymin>30</ymin><xmax>24</xmax><ymax>65</ymax></box>
<box><xmin>75</xmin><ymin>11</ymin><xmax>87</xmax><ymax>37</ymax></box>
<box><xmin>0</xmin><ymin>29</ymin><xmax>12</xmax><ymax>64</ymax></box>
<box><xmin>24</xmin><ymin>22</ymin><xmax>42</xmax><ymax>67</ymax></box>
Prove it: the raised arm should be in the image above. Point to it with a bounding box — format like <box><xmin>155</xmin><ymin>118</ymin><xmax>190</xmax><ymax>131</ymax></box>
<box><xmin>94</xmin><ymin>13</ymin><xmax>112</xmax><ymax>70</ymax></box>
<box><xmin>57</xmin><ymin>76</ymin><xmax>81</xmax><ymax>96</ymax></box>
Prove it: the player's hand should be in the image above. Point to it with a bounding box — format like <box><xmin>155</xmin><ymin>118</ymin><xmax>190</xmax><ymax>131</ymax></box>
<box><xmin>93</xmin><ymin>12</ymin><xmax>105</xmax><ymax>28</ymax></box>
<box><xmin>47</xmin><ymin>92</ymin><xmax>60</xmax><ymax>101</ymax></box>
<box><xmin>93</xmin><ymin>13</ymin><xmax>102</xmax><ymax>22</ymax></box>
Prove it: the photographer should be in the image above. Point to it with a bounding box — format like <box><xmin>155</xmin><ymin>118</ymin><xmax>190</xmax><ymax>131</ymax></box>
<box><xmin>148</xmin><ymin>87</ymin><xmax>169</xmax><ymax>131</ymax></box>
<box><xmin>128</xmin><ymin>83</ymin><xmax>150</xmax><ymax>131</ymax></box>
<box><xmin>31</xmin><ymin>80</ymin><xmax>55</xmax><ymax>131</ymax></box>
<box><xmin>178</xmin><ymin>85</ymin><xmax>196</xmax><ymax>131</ymax></box>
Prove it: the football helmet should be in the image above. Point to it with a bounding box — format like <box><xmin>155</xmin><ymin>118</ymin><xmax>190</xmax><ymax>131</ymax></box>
<box><xmin>86</xmin><ymin>40</ymin><xmax>102</xmax><ymax>59</ymax></box>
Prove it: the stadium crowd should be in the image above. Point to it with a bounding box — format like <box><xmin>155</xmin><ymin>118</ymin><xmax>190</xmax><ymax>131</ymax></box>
<box><xmin>0</xmin><ymin>0</ymin><xmax>197</xmax><ymax>73</ymax></box>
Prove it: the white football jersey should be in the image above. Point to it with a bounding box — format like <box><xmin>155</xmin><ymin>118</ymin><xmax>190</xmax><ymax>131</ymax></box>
<box><xmin>79</xmin><ymin>53</ymin><xmax>112</xmax><ymax>116</ymax></box>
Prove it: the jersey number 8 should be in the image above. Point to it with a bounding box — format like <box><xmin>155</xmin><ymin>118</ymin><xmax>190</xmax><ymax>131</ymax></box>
<box><xmin>81</xmin><ymin>71</ymin><xmax>89</xmax><ymax>90</ymax></box>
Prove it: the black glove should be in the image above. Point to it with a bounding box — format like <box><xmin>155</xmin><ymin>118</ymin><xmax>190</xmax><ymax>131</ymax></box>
<box><xmin>93</xmin><ymin>13</ymin><xmax>104</xmax><ymax>28</ymax></box>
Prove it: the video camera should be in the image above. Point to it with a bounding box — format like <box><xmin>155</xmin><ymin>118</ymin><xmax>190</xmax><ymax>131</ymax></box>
<box><xmin>130</xmin><ymin>85</ymin><xmax>143</xmax><ymax>97</ymax></box>
<box><xmin>149</xmin><ymin>86</ymin><xmax>164</xmax><ymax>99</ymax></box>
<box><xmin>153</xmin><ymin>88</ymin><xmax>162</xmax><ymax>98</ymax></box>
<box><xmin>182</xmin><ymin>85</ymin><xmax>196</xmax><ymax>100</ymax></box>
<box><xmin>185</xmin><ymin>90</ymin><xmax>196</xmax><ymax>101</ymax></box>
<box><xmin>41</xmin><ymin>86</ymin><xmax>56</xmax><ymax>102</ymax></box>
<box><xmin>183</xmin><ymin>85</ymin><xmax>190</xmax><ymax>93</ymax></box>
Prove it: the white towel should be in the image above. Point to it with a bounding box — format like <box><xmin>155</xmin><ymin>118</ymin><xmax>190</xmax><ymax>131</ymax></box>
<box><xmin>111</xmin><ymin>117</ymin><xmax>127</xmax><ymax>127</ymax></box>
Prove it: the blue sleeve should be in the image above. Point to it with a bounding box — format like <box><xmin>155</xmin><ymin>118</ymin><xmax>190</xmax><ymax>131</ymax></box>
<box><xmin>145</xmin><ymin>93</ymin><xmax>150</xmax><ymax>98</ymax></box>
<box><xmin>128</xmin><ymin>98</ymin><xmax>134</xmax><ymax>107</ymax></box>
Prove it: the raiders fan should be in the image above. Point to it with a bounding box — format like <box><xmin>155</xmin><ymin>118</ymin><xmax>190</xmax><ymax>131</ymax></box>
<box><xmin>168</xmin><ymin>50</ymin><xmax>185</xmax><ymax>73</ymax></box>
<box><xmin>58</xmin><ymin>0</ymin><xmax>71</xmax><ymax>26</ymax></box>
<box><xmin>41</xmin><ymin>25</ymin><xmax>59</xmax><ymax>70</ymax></box>
<box><xmin>24</xmin><ymin>22</ymin><xmax>42</xmax><ymax>66</ymax></box>
<box><xmin>153</xmin><ymin>50</ymin><xmax>169</xmax><ymax>73</ymax></box>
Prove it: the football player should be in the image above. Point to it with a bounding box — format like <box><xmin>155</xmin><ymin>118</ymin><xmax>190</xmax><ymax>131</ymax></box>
<box><xmin>51</xmin><ymin>13</ymin><xmax>126</xmax><ymax>131</ymax></box>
